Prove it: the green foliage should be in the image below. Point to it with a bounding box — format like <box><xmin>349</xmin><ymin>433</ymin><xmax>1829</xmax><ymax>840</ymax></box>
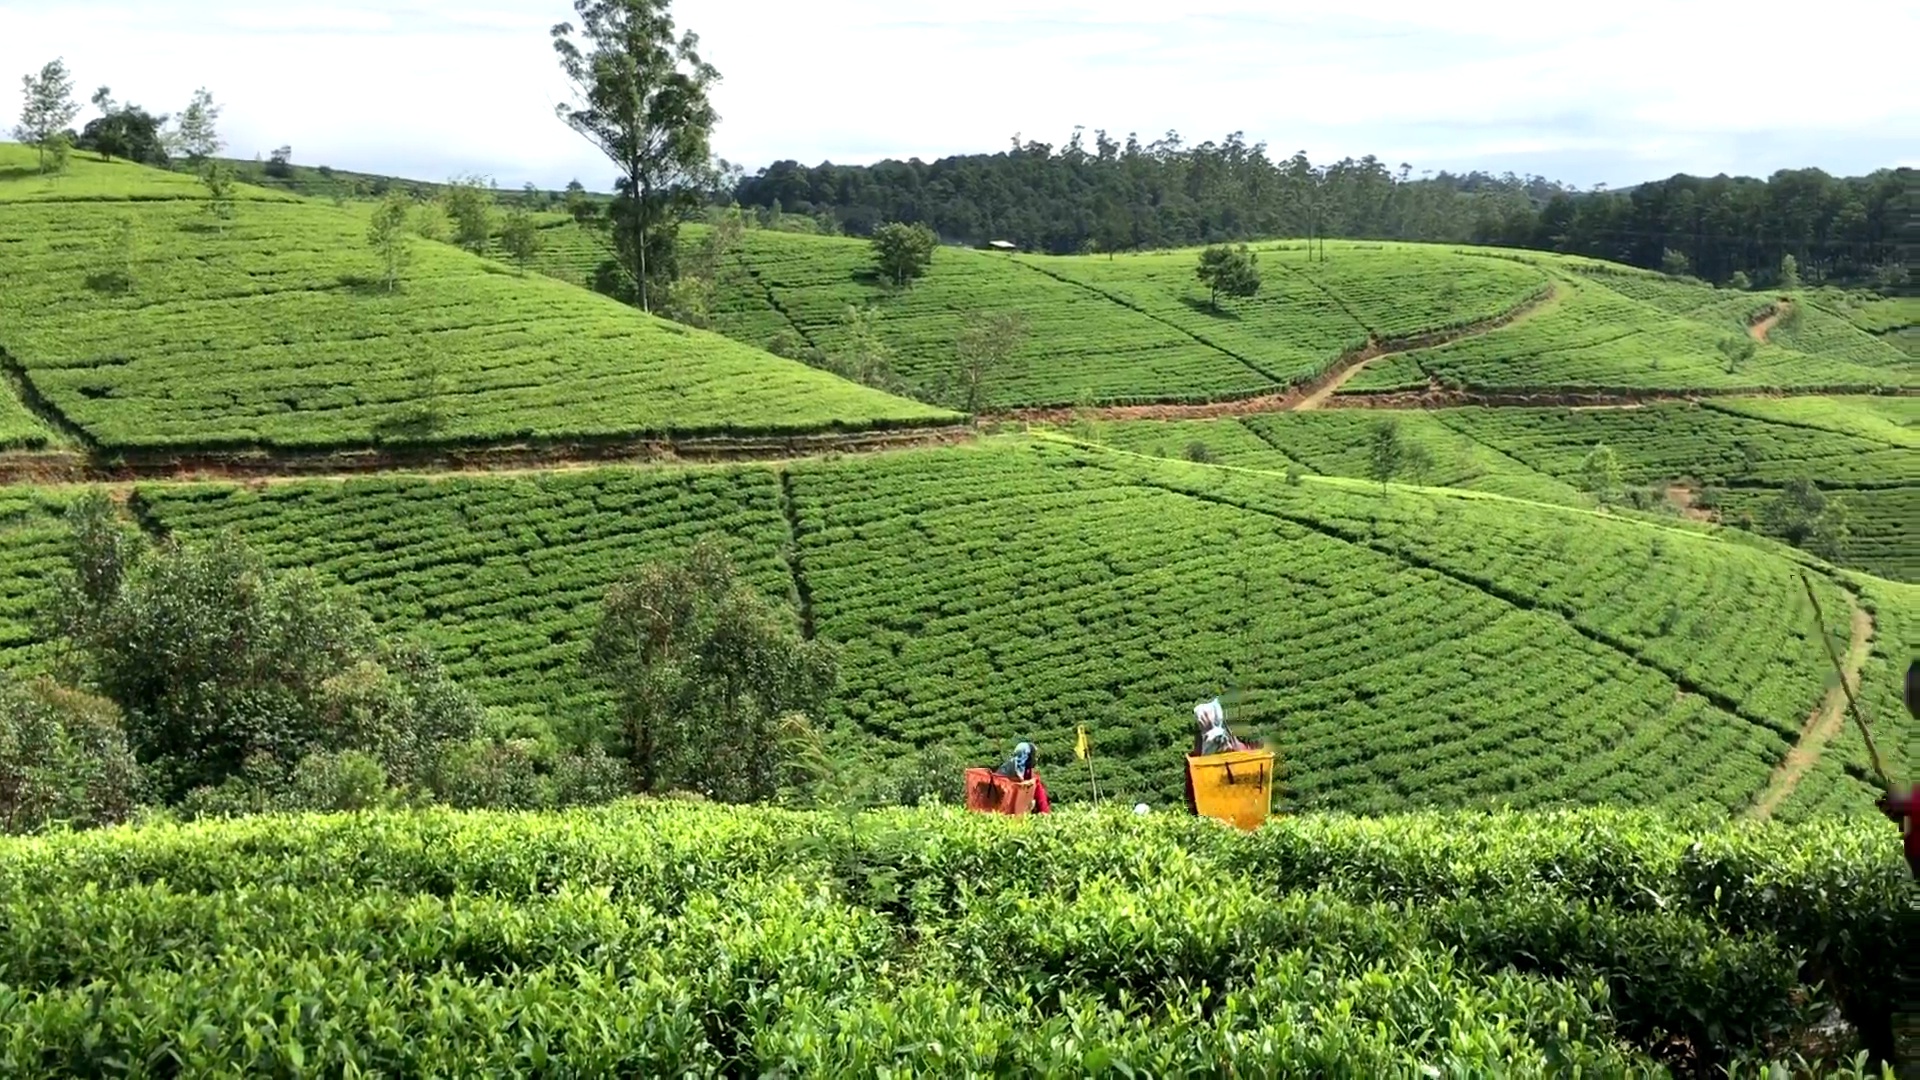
<box><xmin>168</xmin><ymin>87</ymin><xmax>221</xmax><ymax>163</ymax></box>
<box><xmin>1659</xmin><ymin>247</ymin><xmax>1691</xmax><ymax>277</ymax></box>
<box><xmin>1729</xmin><ymin>269</ymin><xmax>1752</xmax><ymax>290</ymax></box>
<box><xmin>39</xmin><ymin>131</ymin><xmax>71</xmax><ymax>176</ymax></box>
<box><xmin>45</xmin><ymin>490</ymin><xmax>484</xmax><ymax>801</ymax></box>
<box><xmin>1780</xmin><ymin>253</ymin><xmax>1800</xmax><ymax>289</ymax></box>
<box><xmin>869</xmin><ymin>220</ymin><xmax>937</xmax><ymax>287</ymax></box>
<box><xmin>0</xmin><ymin>802</ymin><xmax>1905</xmax><ymax>1075</ymax></box>
<box><xmin>1366</xmin><ymin>416</ymin><xmax>1403</xmax><ymax>488</ymax></box>
<box><xmin>552</xmin><ymin>0</ymin><xmax>720</xmax><ymax>314</ymax></box>
<box><xmin>76</xmin><ymin>91</ymin><xmax>169</xmax><ymax>167</ymax></box>
<box><xmin>814</xmin><ymin>304</ymin><xmax>909</xmax><ymax>395</ymax></box>
<box><xmin>1194</xmin><ymin>242</ymin><xmax>1261</xmax><ymax>308</ymax></box>
<box><xmin>948</xmin><ymin>309</ymin><xmax>1029</xmax><ymax>414</ymax></box>
<box><xmin>497</xmin><ymin>196</ymin><xmax>544</xmax><ymax>273</ymax></box>
<box><xmin>197</xmin><ymin>159</ymin><xmax>235</xmax><ymax>223</ymax></box>
<box><xmin>1758</xmin><ymin>477</ymin><xmax>1848</xmax><ymax>561</ymax></box>
<box><xmin>589</xmin><ymin>533</ymin><xmax>838</xmax><ymax>801</ymax></box>
<box><xmin>367</xmin><ymin>189</ymin><xmax>414</xmax><ymax>291</ymax></box>
<box><xmin>1718</xmin><ymin>333</ymin><xmax>1757</xmax><ymax>373</ymax></box>
<box><xmin>13</xmin><ymin>59</ymin><xmax>80</xmax><ymax>173</ymax></box>
<box><xmin>438</xmin><ymin>173</ymin><xmax>494</xmax><ymax>254</ymax></box>
<box><xmin>0</xmin><ymin>674</ymin><xmax>141</xmax><ymax>833</ymax></box>
<box><xmin>1581</xmin><ymin>442</ymin><xmax>1624</xmax><ymax>506</ymax></box>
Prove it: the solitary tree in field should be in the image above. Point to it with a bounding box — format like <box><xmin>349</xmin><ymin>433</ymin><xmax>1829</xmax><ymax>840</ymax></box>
<box><xmin>200</xmin><ymin>160</ymin><xmax>236</xmax><ymax>226</ymax></box>
<box><xmin>590</xmin><ymin>535</ymin><xmax>837</xmax><ymax>801</ymax></box>
<box><xmin>15</xmin><ymin>59</ymin><xmax>81</xmax><ymax>173</ymax></box>
<box><xmin>1728</xmin><ymin>269</ymin><xmax>1752</xmax><ymax>290</ymax></box>
<box><xmin>170</xmin><ymin>88</ymin><xmax>223</xmax><ymax>165</ymax></box>
<box><xmin>1580</xmin><ymin>442</ymin><xmax>1623</xmax><ymax>507</ymax></box>
<box><xmin>950</xmin><ymin>310</ymin><xmax>1029</xmax><ymax>415</ymax></box>
<box><xmin>367</xmin><ymin>191</ymin><xmax>414</xmax><ymax>292</ymax></box>
<box><xmin>1660</xmin><ymin>248</ymin><xmax>1691</xmax><ymax>277</ymax></box>
<box><xmin>1779</xmin><ymin>254</ymin><xmax>1800</xmax><ymax>290</ymax></box>
<box><xmin>439</xmin><ymin>174</ymin><xmax>496</xmax><ymax>254</ymax></box>
<box><xmin>552</xmin><ymin>0</ymin><xmax>721</xmax><ymax>315</ymax></box>
<box><xmin>265</xmin><ymin>145</ymin><xmax>293</xmax><ymax>179</ymax></box>
<box><xmin>870</xmin><ymin>221</ymin><xmax>937</xmax><ymax>287</ymax></box>
<box><xmin>499</xmin><ymin>200</ymin><xmax>543</xmax><ymax>274</ymax></box>
<box><xmin>1716</xmin><ymin>335</ymin><xmax>1756</xmax><ymax>373</ymax></box>
<box><xmin>1760</xmin><ymin>478</ymin><xmax>1847</xmax><ymax>561</ymax></box>
<box><xmin>1195</xmin><ymin>244</ymin><xmax>1261</xmax><ymax>310</ymax></box>
<box><xmin>1366</xmin><ymin>417</ymin><xmax>1404</xmax><ymax>492</ymax></box>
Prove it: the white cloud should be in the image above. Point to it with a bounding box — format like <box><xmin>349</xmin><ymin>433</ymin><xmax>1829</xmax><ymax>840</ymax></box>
<box><xmin>2</xmin><ymin>0</ymin><xmax>1913</xmax><ymax>189</ymax></box>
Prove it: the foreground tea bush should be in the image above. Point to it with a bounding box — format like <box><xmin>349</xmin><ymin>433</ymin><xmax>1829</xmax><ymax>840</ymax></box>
<box><xmin>0</xmin><ymin>801</ymin><xmax>1909</xmax><ymax>1075</ymax></box>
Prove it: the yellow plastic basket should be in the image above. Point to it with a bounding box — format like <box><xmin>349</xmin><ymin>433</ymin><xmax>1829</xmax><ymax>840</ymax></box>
<box><xmin>1186</xmin><ymin>749</ymin><xmax>1274</xmax><ymax>830</ymax></box>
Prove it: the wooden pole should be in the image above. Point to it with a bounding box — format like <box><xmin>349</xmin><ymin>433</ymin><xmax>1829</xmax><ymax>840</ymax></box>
<box><xmin>1799</xmin><ymin>573</ymin><xmax>1889</xmax><ymax>787</ymax></box>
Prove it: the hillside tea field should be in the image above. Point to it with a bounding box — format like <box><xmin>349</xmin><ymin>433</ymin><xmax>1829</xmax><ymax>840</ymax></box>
<box><xmin>0</xmin><ymin>148</ymin><xmax>954</xmax><ymax>453</ymax></box>
<box><xmin>0</xmin><ymin>802</ymin><xmax>1909</xmax><ymax>1076</ymax></box>
<box><xmin>1072</xmin><ymin>399</ymin><xmax>1920</xmax><ymax>581</ymax></box>
<box><xmin>0</xmin><ymin>489</ymin><xmax>70</xmax><ymax>671</ymax></box>
<box><xmin>499</xmin><ymin>217</ymin><xmax>1916</xmax><ymax>408</ymax></box>
<box><xmin>133</xmin><ymin>469</ymin><xmax>797</xmax><ymax>719</ymax></box>
<box><xmin>100</xmin><ymin>437</ymin><xmax>1906</xmax><ymax>815</ymax></box>
<box><xmin>1389</xmin><ymin>271</ymin><xmax>1915</xmax><ymax>395</ymax></box>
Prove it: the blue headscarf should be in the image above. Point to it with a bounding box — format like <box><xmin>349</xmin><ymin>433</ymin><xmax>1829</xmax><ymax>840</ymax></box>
<box><xmin>997</xmin><ymin>741</ymin><xmax>1035</xmax><ymax>779</ymax></box>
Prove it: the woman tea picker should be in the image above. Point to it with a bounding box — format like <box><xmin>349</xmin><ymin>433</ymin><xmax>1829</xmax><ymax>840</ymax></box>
<box><xmin>993</xmin><ymin>741</ymin><xmax>1052</xmax><ymax>813</ymax></box>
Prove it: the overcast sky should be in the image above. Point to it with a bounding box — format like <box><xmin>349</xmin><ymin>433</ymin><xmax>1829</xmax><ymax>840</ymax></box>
<box><xmin>4</xmin><ymin>0</ymin><xmax>1914</xmax><ymax>192</ymax></box>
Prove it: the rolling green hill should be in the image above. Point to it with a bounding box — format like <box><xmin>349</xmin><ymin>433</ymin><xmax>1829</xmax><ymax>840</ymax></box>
<box><xmin>1070</xmin><ymin>397</ymin><xmax>1920</xmax><ymax>581</ymax></box>
<box><xmin>0</xmin><ymin>145</ymin><xmax>955</xmax><ymax>455</ymax></box>
<box><xmin>498</xmin><ymin>218</ymin><xmax>1916</xmax><ymax>408</ymax></box>
<box><xmin>0</xmin><ymin>437</ymin><xmax>1863</xmax><ymax>819</ymax></box>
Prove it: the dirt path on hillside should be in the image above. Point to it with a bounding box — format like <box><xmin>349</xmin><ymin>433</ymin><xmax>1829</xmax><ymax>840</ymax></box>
<box><xmin>1317</xmin><ymin>384</ymin><xmax>1916</xmax><ymax>412</ymax></box>
<box><xmin>0</xmin><ymin>425</ymin><xmax>975</xmax><ymax>487</ymax></box>
<box><xmin>1748</xmin><ymin>604</ymin><xmax>1874</xmax><ymax>821</ymax></box>
<box><xmin>1749</xmin><ymin>299</ymin><xmax>1790</xmax><ymax>344</ymax></box>
<box><xmin>989</xmin><ymin>286</ymin><xmax>1557</xmax><ymax>425</ymax></box>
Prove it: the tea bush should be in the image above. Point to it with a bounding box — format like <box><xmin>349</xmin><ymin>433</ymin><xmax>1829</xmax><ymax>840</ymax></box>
<box><xmin>0</xmin><ymin>801</ymin><xmax>1908</xmax><ymax>1075</ymax></box>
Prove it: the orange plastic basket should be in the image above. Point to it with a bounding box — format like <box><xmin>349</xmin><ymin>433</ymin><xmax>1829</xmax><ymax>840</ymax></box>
<box><xmin>964</xmin><ymin>767</ymin><xmax>1036</xmax><ymax>815</ymax></box>
<box><xmin>1186</xmin><ymin>749</ymin><xmax>1274</xmax><ymax>830</ymax></box>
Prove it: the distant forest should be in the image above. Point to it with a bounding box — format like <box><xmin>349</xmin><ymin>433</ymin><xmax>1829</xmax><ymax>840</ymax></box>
<box><xmin>731</xmin><ymin>131</ymin><xmax>1917</xmax><ymax>292</ymax></box>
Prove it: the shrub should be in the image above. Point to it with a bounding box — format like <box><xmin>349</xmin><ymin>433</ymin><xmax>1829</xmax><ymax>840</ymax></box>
<box><xmin>47</xmin><ymin>491</ymin><xmax>484</xmax><ymax>802</ymax></box>
<box><xmin>0</xmin><ymin>674</ymin><xmax>142</xmax><ymax>833</ymax></box>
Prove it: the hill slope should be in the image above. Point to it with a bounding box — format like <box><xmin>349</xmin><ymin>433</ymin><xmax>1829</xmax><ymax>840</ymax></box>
<box><xmin>8</xmin><ymin>437</ymin><xmax>1869</xmax><ymax>817</ymax></box>
<box><xmin>0</xmin><ymin>146</ymin><xmax>955</xmax><ymax>455</ymax></box>
<box><xmin>501</xmin><ymin>220</ymin><xmax>1916</xmax><ymax>407</ymax></box>
<box><xmin>1072</xmin><ymin>398</ymin><xmax>1920</xmax><ymax>582</ymax></box>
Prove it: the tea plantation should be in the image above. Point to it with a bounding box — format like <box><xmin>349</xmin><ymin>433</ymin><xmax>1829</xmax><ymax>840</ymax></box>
<box><xmin>0</xmin><ymin>439</ymin><xmax>1853</xmax><ymax>818</ymax></box>
<box><xmin>503</xmin><ymin>215</ymin><xmax>1915</xmax><ymax>408</ymax></box>
<box><xmin>3</xmin><ymin>131</ymin><xmax>1918</xmax><ymax>1075</ymax></box>
<box><xmin>1073</xmin><ymin>397</ymin><xmax>1920</xmax><ymax>581</ymax></box>
<box><xmin>0</xmin><ymin>801</ymin><xmax>1910</xmax><ymax>1076</ymax></box>
<box><xmin>0</xmin><ymin>146</ymin><xmax>955</xmax><ymax>453</ymax></box>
